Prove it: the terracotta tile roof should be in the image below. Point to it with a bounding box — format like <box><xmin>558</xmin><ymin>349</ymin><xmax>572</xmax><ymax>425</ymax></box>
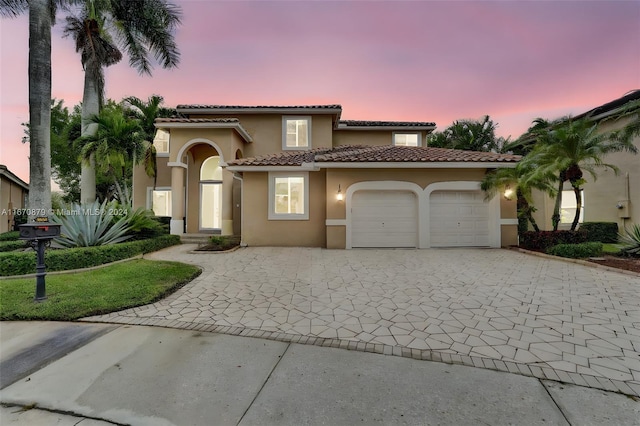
<box><xmin>227</xmin><ymin>145</ymin><xmax>521</xmax><ymax>167</ymax></box>
<box><xmin>155</xmin><ymin>118</ymin><xmax>240</xmax><ymax>123</ymax></box>
<box><xmin>176</xmin><ymin>104</ymin><xmax>342</xmax><ymax>110</ymax></box>
<box><xmin>338</xmin><ymin>120</ymin><xmax>436</xmax><ymax>128</ymax></box>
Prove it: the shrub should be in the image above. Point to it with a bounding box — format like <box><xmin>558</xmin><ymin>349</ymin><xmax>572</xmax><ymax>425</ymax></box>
<box><xmin>52</xmin><ymin>200</ymin><xmax>132</xmax><ymax>247</ymax></box>
<box><xmin>519</xmin><ymin>230</ymin><xmax>588</xmax><ymax>251</ymax></box>
<box><xmin>0</xmin><ymin>240</ymin><xmax>27</xmax><ymax>252</ymax></box>
<box><xmin>619</xmin><ymin>224</ymin><xmax>640</xmax><ymax>257</ymax></box>
<box><xmin>579</xmin><ymin>222</ymin><xmax>619</xmax><ymax>243</ymax></box>
<box><xmin>0</xmin><ymin>231</ymin><xmax>20</xmax><ymax>242</ymax></box>
<box><xmin>546</xmin><ymin>242</ymin><xmax>603</xmax><ymax>259</ymax></box>
<box><xmin>0</xmin><ymin>234</ymin><xmax>180</xmax><ymax>276</ymax></box>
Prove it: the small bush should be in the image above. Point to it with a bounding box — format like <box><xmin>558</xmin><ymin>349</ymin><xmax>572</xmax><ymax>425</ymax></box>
<box><xmin>0</xmin><ymin>240</ymin><xmax>27</xmax><ymax>252</ymax></box>
<box><xmin>520</xmin><ymin>230</ymin><xmax>589</xmax><ymax>251</ymax></box>
<box><xmin>0</xmin><ymin>231</ymin><xmax>20</xmax><ymax>242</ymax></box>
<box><xmin>579</xmin><ymin>222</ymin><xmax>619</xmax><ymax>243</ymax></box>
<box><xmin>0</xmin><ymin>234</ymin><xmax>180</xmax><ymax>276</ymax></box>
<box><xmin>546</xmin><ymin>242</ymin><xmax>603</xmax><ymax>259</ymax></box>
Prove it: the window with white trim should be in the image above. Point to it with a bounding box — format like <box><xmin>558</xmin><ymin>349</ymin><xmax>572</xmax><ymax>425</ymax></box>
<box><xmin>283</xmin><ymin>116</ymin><xmax>311</xmax><ymax>150</ymax></box>
<box><xmin>148</xmin><ymin>188</ymin><xmax>172</xmax><ymax>216</ymax></box>
<box><xmin>268</xmin><ymin>172</ymin><xmax>309</xmax><ymax>220</ymax></box>
<box><xmin>393</xmin><ymin>132</ymin><xmax>421</xmax><ymax>146</ymax></box>
<box><xmin>153</xmin><ymin>129</ymin><xmax>170</xmax><ymax>155</ymax></box>
<box><xmin>560</xmin><ymin>190</ymin><xmax>584</xmax><ymax>224</ymax></box>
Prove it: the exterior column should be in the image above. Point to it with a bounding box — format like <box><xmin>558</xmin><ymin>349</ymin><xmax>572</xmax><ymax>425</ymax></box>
<box><xmin>170</xmin><ymin>165</ymin><xmax>185</xmax><ymax>235</ymax></box>
<box><xmin>221</xmin><ymin>172</ymin><xmax>234</xmax><ymax>235</ymax></box>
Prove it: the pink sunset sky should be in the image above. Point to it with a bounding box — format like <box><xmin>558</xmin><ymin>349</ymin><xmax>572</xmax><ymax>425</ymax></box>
<box><xmin>1</xmin><ymin>0</ymin><xmax>639</xmax><ymax>184</ymax></box>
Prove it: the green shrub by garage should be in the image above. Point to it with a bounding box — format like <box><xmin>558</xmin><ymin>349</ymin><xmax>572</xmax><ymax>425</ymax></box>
<box><xmin>546</xmin><ymin>241</ymin><xmax>603</xmax><ymax>259</ymax></box>
<box><xmin>579</xmin><ymin>222</ymin><xmax>619</xmax><ymax>243</ymax></box>
<box><xmin>0</xmin><ymin>234</ymin><xmax>180</xmax><ymax>276</ymax></box>
<box><xmin>519</xmin><ymin>230</ymin><xmax>589</xmax><ymax>251</ymax></box>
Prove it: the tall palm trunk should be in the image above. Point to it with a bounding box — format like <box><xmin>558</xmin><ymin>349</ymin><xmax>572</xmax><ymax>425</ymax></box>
<box><xmin>27</xmin><ymin>0</ymin><xmax>52</xmax><ymax>220</ymax></box>
<box><xmin>570</xmin><ymin>183</ymin><xmax>582</xmax><ymax>231</ymax></box>
<box><xmin>516</xmin><ymin>188</ymin><xmax>540</xmax><ymax>232</ymax></box>
<box><xmin>80</xmin><ymin>70</ymin><xmax>99</xmax><ymax>203</ymax></box>
<box><xmin>551</xmin><ymin>171</ymin><xmax>566</xmax><ymax>231</ymax></box>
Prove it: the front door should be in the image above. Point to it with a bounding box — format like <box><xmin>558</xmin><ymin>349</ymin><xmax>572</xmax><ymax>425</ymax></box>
<box><xmin>200</xmin><ymin>156</ymin><xmax>222</xmax><ymax>231</ymax></box>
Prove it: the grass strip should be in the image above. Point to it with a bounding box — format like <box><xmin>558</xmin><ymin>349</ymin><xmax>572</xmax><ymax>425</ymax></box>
<box><xmin>0</xmin><ymin>259</ymin><xmax>201</xmax><ymax>321</ymax></box>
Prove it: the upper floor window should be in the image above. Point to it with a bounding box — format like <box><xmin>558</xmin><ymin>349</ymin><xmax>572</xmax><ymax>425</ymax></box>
<box><xmin>153</xmin><ymin>129</ymin><xmax>170</xmax><ymax>155</ymax></box>
<box><xmin>283</xmin><ymin>116</ymin><xmax>311</xmax><ymax>150</ymax></box>
<box><xmin>393</xmin><ymin>132</ymin><xmax>421</xmax><ymax>147</ymax></box>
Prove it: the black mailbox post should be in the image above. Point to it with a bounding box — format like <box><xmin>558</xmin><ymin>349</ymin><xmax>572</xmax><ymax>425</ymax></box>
<box><xmin>19</xmin><ymin>218</ymin><xmax>61</xmax><ymax>302</ymax></box>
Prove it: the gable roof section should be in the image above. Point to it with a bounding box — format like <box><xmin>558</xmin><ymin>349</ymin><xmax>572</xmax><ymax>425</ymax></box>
<box><xmin>226</xmin><ymin>145</ymin><xmax>520</xmax><ymax>170</ymax></box>
<box><xmin>154</xmin><ymin>117</ymin><xmax>253</xmax><ymax>142</ymax></box>
<box><xmin>575</xmin><ymin>89</ymin><xmax>640</xmax><ymax>121</ymax></box>
<box><xmin>0</xmin><ymin>165</ymin><xmax>29</xmax><ymax>191</ymax></box>
<box><xmin>337</xmin><ymin>120</ymin><xmax>436</xmax><ymax>130</ymax></box>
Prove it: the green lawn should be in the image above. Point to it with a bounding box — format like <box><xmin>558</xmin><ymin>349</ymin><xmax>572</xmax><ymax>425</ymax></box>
<box><xmin>602</xmin><ymin>243</ymin><xmax>623</xmax><ymax>255</ymax></box>
<box><xmin>0</xmin><ymin>259</ymin><xmax>201</xmax><ymax>321</ymax></box>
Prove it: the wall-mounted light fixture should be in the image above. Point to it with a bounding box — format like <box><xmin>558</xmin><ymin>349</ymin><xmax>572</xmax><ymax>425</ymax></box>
<box><xmin>336</xmin><ymin>184</ymin><xmax>344</xmax><ymax>201</ymax></box>
<box><xmin>504</xmin><ymin>186</ymin><xmax>514</xmax><ymax>200</ymax></box>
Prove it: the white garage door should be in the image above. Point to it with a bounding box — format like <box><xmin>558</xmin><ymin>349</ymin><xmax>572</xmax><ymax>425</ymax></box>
<box><xmin>351</xmin><ymin>190</ymin><xmax>418</xmax><ymax>248</ymax></box>
<box><xmin>430</xmin><ymin>190</ymin><xmax>490</xmax><ymax>247</ymax></box>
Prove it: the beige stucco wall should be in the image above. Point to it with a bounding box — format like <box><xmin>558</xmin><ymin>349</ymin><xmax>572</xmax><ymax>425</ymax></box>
<box><xmin>241</xmin><ymin>171</ymin><xmax>327</xmax><ymax>247</ymax></box>
<box><xmin>0</xmin><ymin>177</ymin><xmax>28</xmax><ymax>233</ymax></box>
<box><xmin>333</xmin><ymin>130</ymin><xmax>430</xmax><ymax>147</ymax></box>
<box><xmin>133</xmin><ymin>157</ymin><xmax>171</xmax><ymax>210</ymax></box>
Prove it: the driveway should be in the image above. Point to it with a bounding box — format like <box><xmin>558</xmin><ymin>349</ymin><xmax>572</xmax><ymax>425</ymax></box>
<box><xmin>83</xmin><ymin>245</ymin><xmax>640</xmax><ymax>397</ymax></box>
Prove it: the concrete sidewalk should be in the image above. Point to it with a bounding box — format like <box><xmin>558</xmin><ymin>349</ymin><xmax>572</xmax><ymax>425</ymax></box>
<box><xmin>1</xmin><ymin>322</ymin><xmax>639</xmax><ymax>426</ymax></box>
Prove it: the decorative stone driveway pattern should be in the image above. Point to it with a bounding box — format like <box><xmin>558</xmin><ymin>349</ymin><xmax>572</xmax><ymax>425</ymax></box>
<box><xmin>83</xmin><ymin>245</ymin><xmax>640</xmax><ymax>397</ymax></box>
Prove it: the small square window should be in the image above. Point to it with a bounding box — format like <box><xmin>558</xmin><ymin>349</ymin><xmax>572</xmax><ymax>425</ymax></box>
<box><xmin>283</xmin><ymin>116</ymin><xmax>311</xmax><ymax>150</ymax></box>
<box><xmin>393</xmin><ymin>133</ymin><xmax>421</xmax><ymax>147</ymax></box>
<box><xmin>153</xmin><ymin>129</ymin><xmax>170</xmax><ymax>155</ymax></box>
<box><xmin>149</xmin><ymin>188</ymin><xmax>171</xmax><ymax>216</ymax></box>
<box><xmin>269</xmin><ymin>172</ymin><xmax>309</xmax><ymax>220</ymax></box>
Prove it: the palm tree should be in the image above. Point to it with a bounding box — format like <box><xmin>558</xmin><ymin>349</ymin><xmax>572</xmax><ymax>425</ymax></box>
<box><xmin>521</xmin><ymin>117</ymin><xmax>638</xmax><ymax>231</ymax></box>
<box><xmin>63</xmin><ymin>0</ymin><xmax>181</xmax><ymax>203</ymax></box>
<box><xmin>78</xmin><ymin>105</ymin><xmax>145</xmax><ymax>202</ymax></box>
<box><xmin>428</xmin><ymin>115</ymin><xmax>509</xmax><ymax>152</ymax></box>
<box><xmin>122</xmin><ymin>95</ymin><xmax>175</xmax><ymax>187</ymax></box>
<box><xmin>1</xmin><ymin>0</ymin><xmax>57</xmax><ymax>220</ymax></box>
<box><xmin>481</xmin><ymin>164</ymin><xmax>556</xmax><ymax>233</ymax></box>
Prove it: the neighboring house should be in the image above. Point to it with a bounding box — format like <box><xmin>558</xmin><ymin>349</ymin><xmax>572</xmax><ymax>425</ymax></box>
<box><xmin>531</xmin><ymin>90</ymin><xmax>640</xmax><ymax>231</ymax></box>
<box><xmin>0</xmin><ymin>165</ymin><xmax>29</xmax><ymax>233</ymax></box>
<box><xmin>132</xmin><ymin>105</ymin><xmax>520</xmax><ymax>249</ymax></box>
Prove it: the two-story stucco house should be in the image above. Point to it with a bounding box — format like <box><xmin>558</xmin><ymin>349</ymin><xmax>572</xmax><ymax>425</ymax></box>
<box><xmin>132</xmin><ymin>104</ymin><xmax>520</xmax><ymax>249</ymax></box>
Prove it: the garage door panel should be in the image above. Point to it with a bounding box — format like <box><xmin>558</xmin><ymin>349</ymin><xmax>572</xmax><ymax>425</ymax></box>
<box><xmin>429</xmin><ymin>190</ymin><xmax>490</xmax><ymax>248</ymax></box>
<box><xmin>352</xmin><ymin>190</ymin><xmax>417</xmax><ymax>248</ymax></box>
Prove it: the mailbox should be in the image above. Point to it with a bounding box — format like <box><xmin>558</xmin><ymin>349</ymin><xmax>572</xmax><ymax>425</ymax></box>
<box><xmin>19</xmin><ymin>223</ymin><xmax>61</xmax><ymax>240</ymax></box>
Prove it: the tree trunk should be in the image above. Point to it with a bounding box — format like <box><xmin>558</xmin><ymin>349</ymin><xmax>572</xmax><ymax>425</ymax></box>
<box><xmin>27</xmin><ymin>0</ymin><xmax>52</xmax><ymax>221</ymax></box>
<box><xmin>570</xmin><ymin>183</ymin><xmax>582</xmax><ymax>231</ymax></box>
<box><xmin>80</xmin><ymin>70</ymin><xmax>99</xmax><ymax>203</ymax></box>
<box><xmin>551</xmin><ymin>176</ymin><xmax>564</xmax><ymax>231</ymax></box>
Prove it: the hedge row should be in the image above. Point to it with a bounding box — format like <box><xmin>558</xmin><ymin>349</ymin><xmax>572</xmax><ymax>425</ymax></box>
<box><xmin>0</xmin><ymin>231</ymin><xmax>19</xmax><ymax>242</ymax></box>
<box><xmin>519</xmin><ymin>230</ymin><xmax>589</xmax><ymax>251</ymax></box>
<box><xmin>579</xmin><ymin>222</ymin><xmax>619</xmax><ymax>243</ymax></box>
<box><xmin>0</xmin><ymin>240</ymin><xmax>27</xmax><ymax>252</ymax></box>
<box><xmin>0</xmin><ymin>234</ymin><xmax>180</xmax><ymax>276</ymax></box>
<box><xmin>546</xmin><ymin>242</ymin><xmax>603</xmax><ymax>259</ymax></box>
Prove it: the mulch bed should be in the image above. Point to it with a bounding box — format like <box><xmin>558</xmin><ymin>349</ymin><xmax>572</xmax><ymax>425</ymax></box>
<box><xmin>586</xmin><ymin>256</ymin><xmax>640</xmax><ymax>274</ymax></box>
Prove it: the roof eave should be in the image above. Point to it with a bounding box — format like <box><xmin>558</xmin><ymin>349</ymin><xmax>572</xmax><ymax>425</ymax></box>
<box><xmin>154</xmin><ymin>122</ymin><xmax>253</xmax><ymax>143</ymax></box>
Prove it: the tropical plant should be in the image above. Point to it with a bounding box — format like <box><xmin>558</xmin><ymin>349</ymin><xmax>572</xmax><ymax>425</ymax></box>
<box><xmin>481</xmin><ymin>163</ymin><xmax>556</xmax><ymax>232</ymax></box>
<box><xmin>62</xmin><ymin>0</ymin><xmax>181</xmax><ymax>203</ymax></box>
<box><xmin>427</xmin><ymin>115</ymin><xmax>509</xmax><ymax>152</ymax></box>
<box><xmin>619</xmin><ymin>224</ymin><xmax>640</xmax><ymax>257</ymax></box>
<box><xmin>77</xmin><ymin>104</ymin><xmax>145</xmax><ymax>198</ymax></box>
<box><xmin>52</xmin><ymin>200</ymin><xmax>132</xmax><ymax>247</ymax></box>
<box><xmin>520</xmin><ymin>117</ymin><xmax>638</xmax><ymax>231</ymax></box>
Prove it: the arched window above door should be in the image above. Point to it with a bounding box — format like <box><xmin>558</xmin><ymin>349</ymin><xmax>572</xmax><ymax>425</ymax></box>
<box><xmin>201</xmin><ymin>156</ymin><xmax>222</xmax><ymax>181</ymax></box>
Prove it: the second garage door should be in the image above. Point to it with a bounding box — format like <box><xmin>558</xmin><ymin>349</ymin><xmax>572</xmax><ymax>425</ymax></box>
<box><xmin>429</xmin><ymin>190</ymin><xmax>490</xmax><ymax>247</ymax></box>
<box><xmin>351</xmin><ymin>190</ymin><xmax>418</xmax><ymax>248</ymax></box>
